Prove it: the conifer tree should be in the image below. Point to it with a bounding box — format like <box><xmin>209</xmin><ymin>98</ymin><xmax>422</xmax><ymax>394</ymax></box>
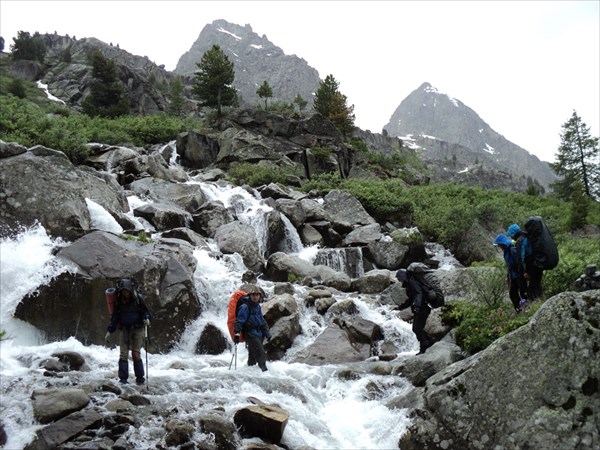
<box><xmin>313</xmin><ymin>74</ymin><xmax>339</xmax><ymax>118</ymax></box>
<box><xmin>293</xmin><ymin>93</ymin><xmax>308</xmax><ymax>112</ymax></box>
<box><xmin>81</xmin><ymin>49</ymin><xmax>129</xmax><ymax>118</ymax></box>
<box><xmin>256</xmin><ymin>80</ymin><xmax>273</xmax><ymax>109</ymax></box>
<box><xmin>192</xmin><ymin>45</ymin><xmax>237</xmax><ymax>116</ymax></box>
<box><xmin>550</xmin><ymin>110</ymin><xmax>599</xmax><ymax>200</ymax></box>
<box><xmin>10</xmin><ymin>31</ymin><xmax>46</xmax><ymax>62</ymax></box>
<box><xmin>169</xmin><ymin>75</ymin><xmax>185</xmax><ymax>117</ymax></box>
<box><xmin>313</xmin><ymin>74</ymin><xmax>355</xmax><ymax>136</ymax></box>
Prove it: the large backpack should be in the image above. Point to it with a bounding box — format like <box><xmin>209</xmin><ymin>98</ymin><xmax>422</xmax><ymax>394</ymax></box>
<box><xmin>407</xmin><ymin>262</ymin><xmax>445</xmax><ymax>308</ymax></box>
<box><xmin>227</xmin><ymin>290</ymin><xmax>248</xmax><ymax>343</ymax></box>
<box><xmin>106</xmin><ymin>277</ymin><xmax>144</xmax><ymax>316</ymax></box>
<box><xmin>524</xmin><ymin>216</ymin><xmax>559</xmax><ymax>270</ymax></box>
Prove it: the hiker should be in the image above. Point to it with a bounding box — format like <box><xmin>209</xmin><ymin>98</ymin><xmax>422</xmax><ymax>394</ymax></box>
<box><xmin>508</xmin><ymin>220</ymin><xmax>553</xmax><ymax>301</ymax></box>
<box><xmin>396</xmin><ymin>269</ymin><xmax>435</xmax><ymax>355</ymax></box>
<box><xmin>494</xmin><ymin>234</ymin><xmax>526</xmax><ymax>312</ymax></box>
<box><xmin>506</xmin><ymin>224</ymin><xmax>528</xmax><ymax>303</ymax></box>
<box><xmin>105</xmin><ymin>279</ymin><xmax>152</xmax><ymax>384</ymax></box>
<box><xmin>233</xmin><ymin>286</ymin><xmax>271</xmax><ymax>372</ymax></box>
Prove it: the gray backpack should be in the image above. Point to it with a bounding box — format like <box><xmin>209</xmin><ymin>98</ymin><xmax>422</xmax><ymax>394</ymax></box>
<box><xmin>407</xmin><ymin>263</ymin><xmax>445</xmax><ymax>308</ymax></box>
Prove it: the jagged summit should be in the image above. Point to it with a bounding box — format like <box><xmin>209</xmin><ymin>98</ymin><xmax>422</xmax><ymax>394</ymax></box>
<box><xmin>384</xmin><ymin>82</ymin><xmax>557</xmax><ymax>188</ymax></box>
<box><xmin>174</xmin><ymin>19</ymin><xmax>320</xmax><ymax>107</ymax></box>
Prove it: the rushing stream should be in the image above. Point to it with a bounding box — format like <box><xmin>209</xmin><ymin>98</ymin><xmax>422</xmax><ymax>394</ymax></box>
<box><xmin>0</xmin><ymin>149</ymin><xmax>460</xmax><ymax>449</ymax></box>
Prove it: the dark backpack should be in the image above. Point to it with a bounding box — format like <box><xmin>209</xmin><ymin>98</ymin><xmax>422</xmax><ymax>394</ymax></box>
<box><xmin>524</xmin><ymin>216</ymin><xmax>559</xmax><ymax>270</ymax></box>
<box><xmin>407</xmin><ymin>262</ymin><xmax>445</xmax><ymax>308</ymax></box>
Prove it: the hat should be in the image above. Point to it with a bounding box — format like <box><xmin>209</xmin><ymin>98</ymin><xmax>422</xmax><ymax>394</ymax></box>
<box><xmin>396</xmin><ymin>269</ymin><xmax>408</xmax><ymax>282</ymax></box>
<box><xmin>507</xmin><ymin>224</ymin><xmax>521</xmax><ymax>238</ymax></box>
<box><xmin>247</xmin><ymin>285</ymin><xmax>262</xmax><ymax>296</ymax></box>
<box><xmin>119</xmin><ymin>279</ymin><xmax>133</xmax><ymax>292</ymax></box>
<box><xmin>494</xmin><ymin>234</ymin><xmax>511</xmax><ymax>247</ymax></box>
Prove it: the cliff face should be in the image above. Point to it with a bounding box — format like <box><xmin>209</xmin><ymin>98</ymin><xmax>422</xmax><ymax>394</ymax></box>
<box><xmin>35</xmin><ymin>34</ymin><xmax>177</xmax><ymax>115</ymax></box>
<box><xmin>174</xmin><ymin>20</ymin><xmax>321</xmax><ymax>108</ymax></box>
<box><xmin>384</xmin><ymin>82</ymin><xmax>558</xmax><ymax>188</ymax></box>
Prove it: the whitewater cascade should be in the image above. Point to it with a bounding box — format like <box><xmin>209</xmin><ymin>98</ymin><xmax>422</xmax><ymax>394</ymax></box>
<box><xmin>0</xmin><ymin>149</ymin><xmax>461</xmax><ymax>449</ymax></box>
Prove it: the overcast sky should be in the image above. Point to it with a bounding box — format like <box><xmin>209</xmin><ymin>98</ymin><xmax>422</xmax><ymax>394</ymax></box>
<box><xmin>1</xmin><ymin>1</ymin><xmax>598</xmax><ymax>163</ymax></box>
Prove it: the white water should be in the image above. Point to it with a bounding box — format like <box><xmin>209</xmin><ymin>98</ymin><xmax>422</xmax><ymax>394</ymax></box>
<box><xmin>0</xmin><ymin>185</ymin><xmax>418</xmax><ymax>449</ymax></box>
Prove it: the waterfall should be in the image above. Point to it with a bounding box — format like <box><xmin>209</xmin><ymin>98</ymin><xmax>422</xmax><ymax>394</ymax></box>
<box><xmin>314</xmin><ymin>247</ymin><xmax>365</xmax><ymax>278</ymax></box>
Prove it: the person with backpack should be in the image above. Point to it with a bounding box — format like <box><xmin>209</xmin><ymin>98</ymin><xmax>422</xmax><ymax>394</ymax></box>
<box><xmin>233</xmin><ymin>286</ymin><xmax>272</xmax><ymax>372</ymax></box>
<box><xmin>395</xmin><ymin>268</ymin><xmax>436</xmax><ymax>355</ymax></box>
<box><xmin>506</xmin><ymin>224</ymin><xmax>528</xmax><ymax>304</ymax></box>
<box><xmin>105</xmin><ymin>278</ymin><xmax>152</xmax><ymax>384</ymax></box>
<box><xmin>494</xmin><ymin>233</ymin><xmax>526</xmax><ymax>312</ymax></box>
<box><xmin>508</xmin><ymin>217</ymin><xmax>559</xmax><ymax>301</ymax></box>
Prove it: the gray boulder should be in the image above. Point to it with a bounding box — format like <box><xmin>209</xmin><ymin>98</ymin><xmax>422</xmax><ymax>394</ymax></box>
<box><xmin>391</xmin><ymin>341</ymin><xmax>466</xmax><ymax>387</ymax></box>
<box><xmin>0</xmin><ymin>146</ymin><xmax>128</xmax><ymax>240</ymax></box>
<box><xmin>352</xmin><ymin>269</ymin><xmax>393</xmax><ymax>294</ymax></box>
<box><xmin>14</xmin><ymin>231</ymin><xmax>201</xmax><ymax>352</ymax></box>
<box><xmin>133</xmin><ymin>202</ymin><xmax>191</xmax><ymax>231</ymax></box>
<box><xmin>214</xmin><ymin>221</ymin><xmax>264</xmax><ymax>272</ymax></box>
<box><xmin>129</xmin><ymin>178</ymin><xmax>206</xmax><ymax>212</ymax></box>
<box><xmin>24</xmin><ymin>410</ymin><xmax>102</xmax><ymax>450</ymax></box>
<box><xmin>31</xmin><ymin>388</ymin><xmax>90</xmax><ymax>424</ymax></box>
<box><xmin>400</xmin><ymin>290</ymin><xmax>600</xmax><ymax>450</ymax></box>
<box><xmin>191</xmin><ymin>200</ymin><xmax>233</xmax><ymax>238</ymax></box>
<box><xmin>323</xmin><ymin>189</ymin><xmax>376</xmax><ymax>232</ymax></box>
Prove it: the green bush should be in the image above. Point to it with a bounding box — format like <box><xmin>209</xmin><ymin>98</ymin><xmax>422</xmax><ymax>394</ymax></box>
<box><xmin>443</xmin><ymin>300</ymin><xmax>537</xmax><ymax>354</ymax></box>
<box><xmin>227</xmin><ymin>162</ymin><xmax>297</xmax><ymax>187</ymax></box>
<box><xmin>0</xmin><ymin>95</ymin><xmax>198</xmax><ymax>161</ymax></box>
<box><xmin>543</xmin><ymin>235</ymin><xmax>600</xmax><ymax>297</ymax></box>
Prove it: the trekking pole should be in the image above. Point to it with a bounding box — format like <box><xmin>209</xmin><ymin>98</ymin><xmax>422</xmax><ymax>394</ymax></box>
<box><xmin>144</xmin><ymin>324</ymin><xmax>149</xmax><ymax>389</ymax></box>
<box><xmin>229</xmin><ymin>343</ymin><xmax>238</xmax><ymax>370</ymax></box>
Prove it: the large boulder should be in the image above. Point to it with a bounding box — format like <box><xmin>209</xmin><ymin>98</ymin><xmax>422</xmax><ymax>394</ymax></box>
<box><xmin>0</xmin><ymin>145</ymin><xmax>128</xmax><ymax>240</ymax></box>
<box><xmin>129</xmin><ymin>178</ymin><xmax>206</xmax><ymax>212</ymax></box>
<box><xmin>400</xmin><ymin>290</ymin><xmax>600</xmax><ymax>450</ymax></box>
<box><xmin>31</xmin><ymin>388</ymin><xmax>90</xmax><ymax>424</ymax></box>
<box><xmin>323</xmin><ymin>189</ymin><xmax>376</xmax><ymax>232</ymax></box>
<box><xmin>14</xmin><ymin>231</ymin><xmax>201</xmax><ymax>352</ymax></box>
<box><xmin>214</xmin><ymin>221</ymin><xmax>264</xmax><ymax>272</ymax></box>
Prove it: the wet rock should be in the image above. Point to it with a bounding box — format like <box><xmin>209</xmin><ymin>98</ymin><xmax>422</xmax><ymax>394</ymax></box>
<box><xmin>31</xmin><ymin>388</ymin><xmax>90</xmax><ymax>424</ymax></box>
<box><xmin>24</xmin><ymin>410</ymin><xmax>103</xmax><ymax>450</ymax></box>
<box><xmin>234</xmin><ymin>403</ymin><xmax>289</xmax><ymax>444</ymax></box>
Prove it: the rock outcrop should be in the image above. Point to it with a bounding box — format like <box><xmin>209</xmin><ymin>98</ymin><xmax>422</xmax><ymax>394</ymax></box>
<box><xmin>399</xmin><ymin>290</ymin><xmax>600</xmax><ymax>450</ymax></box>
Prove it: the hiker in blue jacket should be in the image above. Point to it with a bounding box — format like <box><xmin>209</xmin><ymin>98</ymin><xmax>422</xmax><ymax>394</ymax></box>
<box><xmin>234</xmin><ymin>286</ymin><xmax>271</xmax><ymax>372</ymax></box>
<box><xmin>506</xmin><ymin>224</ymin><xmax>529</xmax><ymax>303</ymax></box>
<box><xmin>494</xmin><ymin>234</ymin><xmax>525</xmax><ymax>312</ymax></box>
<box><xmin>106</xmin><ymin>279</ymin><xmax>152</xmax><ymax>384</ymax></box>
<box><xmin>396</xmin><ymin>269</ymin><xmax>435</xmax><ymax>354</ymax></box>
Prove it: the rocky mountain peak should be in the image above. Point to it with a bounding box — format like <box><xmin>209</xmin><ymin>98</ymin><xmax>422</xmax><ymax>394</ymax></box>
<box><xmin>384</xmin><ymin>83</ymin><xmax>558</xmax><ymax>189</ymax></box>
<box><xmin>174</xmin><ymin>19</ymin><xmax>321</xmax><ymax>108</ymax></box>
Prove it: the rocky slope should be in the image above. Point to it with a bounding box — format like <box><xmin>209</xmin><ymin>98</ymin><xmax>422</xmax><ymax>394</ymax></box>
<box><xmin>384</xmin><ymin>82</ymin><xmax>558</xmax><ymax>189</ymax></box>
<box><xmin>174</xmin><ymin>19</ymin><xmax>321</xmax><ymax>108</ymax></box>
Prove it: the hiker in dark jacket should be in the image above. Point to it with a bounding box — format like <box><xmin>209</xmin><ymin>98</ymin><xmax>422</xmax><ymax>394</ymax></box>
<box><xmin>506</xmin><ymin>224</ymin><xmax>528</xmax><ymax>303</ymax></box>
<box><xmin>508</xmin><ymin>223</ymin><xmax>544</xmax><ymax>301</ymax></box>
<box><xmin>494</xmin><ymin>233</ymin><xmax>526</xmax><ymax>312</ymax></box>
<box><xmin>396</xmin><ymin>269</ymin><xmax>435</xmax><ymax>355</ymax></box>
<box><xmin>106</xmin><ymin>279</ymin><xmax>152</xmax><ymax>384</ymax></box>
<box><xmin>234</xmin><ymin>286</ymin><xmax>271</xmax><ymax>372</ymax></box>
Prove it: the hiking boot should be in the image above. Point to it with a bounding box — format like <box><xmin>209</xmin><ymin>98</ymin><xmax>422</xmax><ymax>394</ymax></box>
<box><xmin>135</xmin><ymin>378</ymin><xmax>145</xmax><ymax>385</ymax></box>
<box><xmin>119</xmin><ymin>379</ymin><xmax>128</xmax><ymax>384</ymax></box>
